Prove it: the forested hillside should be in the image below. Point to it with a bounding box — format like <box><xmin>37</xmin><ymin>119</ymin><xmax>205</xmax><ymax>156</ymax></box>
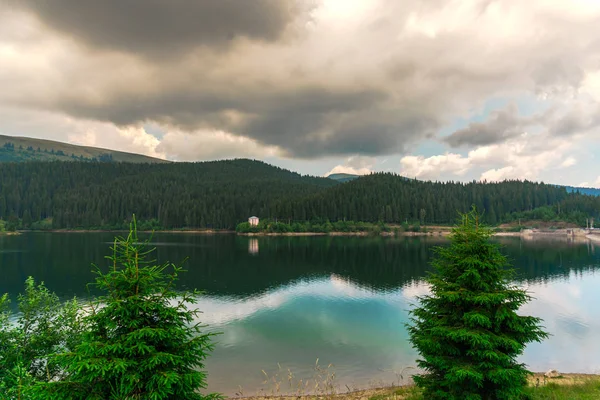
<box><xmin>0</xmin><ymin>160</ymin><xmax>336</xmax><ymax>229</ymax></box>
<box><xmin>0</xmin><ymin>135</ymin><xmax>167</xmax><ymax>163</ymax></box>
<box><xmin>0</xmin><ymin>160</ymin><xmax>598</xmax><ymax>230</ymax></box>
<box><xmin>270</xmin><ymin>173</ymin><xmax>600</xmax><ymax>225</ymax></box>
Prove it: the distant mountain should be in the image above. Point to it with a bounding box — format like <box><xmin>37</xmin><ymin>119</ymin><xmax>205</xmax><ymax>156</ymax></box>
<box><xmin>0</xmin><ymin>134</ymin><xmax>168</xmax><ymax>163</ymax></box>
<box><xmin>564</xmin><ymin>186</ymin><xmax>600</xmax><ymax>197</ymax></box>
<box><xmin>326</xmin><ymin>173</ymin><xmax>360</xmax><ymax>183</ymax></box>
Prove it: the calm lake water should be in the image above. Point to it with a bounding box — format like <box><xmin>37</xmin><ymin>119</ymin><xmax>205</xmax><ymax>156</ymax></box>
<box><xmin>1</xmin><ymin>233</ymin><xmax>600</xmax><ymax>395</ymax></box>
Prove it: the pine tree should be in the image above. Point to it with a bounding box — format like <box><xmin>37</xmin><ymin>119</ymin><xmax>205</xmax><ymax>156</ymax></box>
<box><xmin>408</xmin><ymin>208</ymin><xmax>548</xmax><ymax>400</ymax></box>
<box><xmin>35</xmin><ymin>217</ymin><xmax>220</xmax><ymax>400</ymax></box>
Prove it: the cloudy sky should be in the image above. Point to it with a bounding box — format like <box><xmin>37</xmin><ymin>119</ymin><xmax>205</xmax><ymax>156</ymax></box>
<box><xmin>1</xmin><ymin>0</ymin><xmax>600</xmax><ymax>186</ymax></box>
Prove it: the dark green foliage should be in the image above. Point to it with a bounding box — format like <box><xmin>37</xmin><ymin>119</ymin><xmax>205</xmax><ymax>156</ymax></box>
<box><xmin>235</xmin><ymin>219</ymin><xmax>388</xmax><ymax>233</ymax></box>
<box><xmin>408</xmin><ymin>208</ymin><xmax>548</xmax><ymax>400</ymax></box>
<box><xmin>0</xmin><ymin>160</ymin><xmax>337</xmax><ymax>229</ymax></box>
<box><xmin>0</xmin><ymin>278</ymin><xmax>82</xmax><ymax>400</ymax></box>
<box><xmin>288</xmin><ymin>173</ymin><xmax>600</xmax><ymax>226</ymax></box>
<box><xmin>0</xmin><ymin>160</ymin><xmax>599</xmax><ymax>230</ymax></box>
<box><xmin>35</xmin><ymin>220</ymin><xmax>219</xmax><ymax>399</ymax></box>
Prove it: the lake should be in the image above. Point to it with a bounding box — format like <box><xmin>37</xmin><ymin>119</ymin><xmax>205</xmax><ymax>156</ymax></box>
<box><xmin>1</xmin><ymin>233</ymin><xmax>600</xmax><ymax>395</ymax></box>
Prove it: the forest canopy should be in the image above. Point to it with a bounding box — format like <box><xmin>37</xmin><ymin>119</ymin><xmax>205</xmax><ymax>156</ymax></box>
<box><xmin>0</xmin><ymin>159</ymin><xmax>598</xmax><ymax>230</ymax></box>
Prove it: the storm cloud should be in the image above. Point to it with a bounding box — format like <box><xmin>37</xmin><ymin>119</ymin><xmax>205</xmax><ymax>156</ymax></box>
<box><xmin>9</xmin><ymin>0</ymin><xmax>306</xmax><ymax>57</ymax></box>
<box><xmin>444</xmin><ymin>105</ymin><xmax>527</xmax><ymax>147</ymax></box>
<box><xmin>1</xmin><ymin>0</ymin><xmax>600</xmax><ymax>164</ymax></box>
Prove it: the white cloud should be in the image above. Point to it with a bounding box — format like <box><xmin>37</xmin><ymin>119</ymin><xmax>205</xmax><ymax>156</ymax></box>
<box><xmin>326</xmin><ymin>156</ymin><xmax>376</xmax><ymax>176</ymax></box>
<box><xmin>156</xmin><ymin>130</ymin><xmax>282</xmax><ymax>161</ymax></box>
<box><xmin>400</xmin><ymin>133</ymin><xmax>576</xmax><ymax>182</ymax></box>
<box><xmin>560</xmin><ymin>156</ymin><xmax>577</xmax><ymax>168</ymax></box>
<box><xmin>400</xmin><ymin>153</ymin><xmax>471</xmax><ymax>180</ymax></box>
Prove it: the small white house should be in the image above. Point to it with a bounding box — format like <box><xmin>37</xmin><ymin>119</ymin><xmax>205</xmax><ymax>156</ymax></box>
<box><xmin>248</xmin><ymin>216</ymin><xmax>259</xmax><ymax>226</ymax></box>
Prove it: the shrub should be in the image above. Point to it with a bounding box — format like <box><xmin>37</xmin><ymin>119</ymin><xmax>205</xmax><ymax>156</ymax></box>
<box><xmin>408</xmin><ymin>208</ymin><xmax>548</xmax><ymax>399</ymax></box>
<box><xmin>0</xmin><ymin>278</ymin><xmax>82</xmax><ymax>400</ymax></box>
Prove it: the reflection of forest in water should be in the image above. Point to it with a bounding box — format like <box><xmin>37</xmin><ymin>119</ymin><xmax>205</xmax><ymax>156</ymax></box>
<box><xmin>1</xmin><ymin>233</ymin><xmax>598</xmax><ymax>301</ymax></box>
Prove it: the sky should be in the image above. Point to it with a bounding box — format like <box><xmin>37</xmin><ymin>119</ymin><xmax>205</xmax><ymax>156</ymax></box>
<box><xmin>1</xmin><ymin>0</ymin><xmax>600</xmax><ymax>187</ymax></box>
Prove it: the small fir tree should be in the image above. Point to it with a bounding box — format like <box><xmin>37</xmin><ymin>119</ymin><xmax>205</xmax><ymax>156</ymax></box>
<box><xmin>408</xmin><ymin>208</ymin><xmax>548</xmax><ymax>400</ymax></box>
<box><xmin>36</xmin><ymin>218</ymin><xmax>219</xmax><ymax>400</ymax></box>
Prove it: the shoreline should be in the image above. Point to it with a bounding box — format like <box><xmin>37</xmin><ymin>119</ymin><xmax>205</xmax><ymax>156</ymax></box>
<box><xmin>12</xmin><ymin>229</ymin><xmax>600</xmax><ymax>242</ymax></box>
<box><xmin>231</xmin><ymin>372</ymin><xmax>600</xmax><ymax>400</ymax></box>
<box><xmin>588</xmin><ymin>234</ymin><xmax>600</xmax><ymax>243</ymax></box>
<box><xmin>23</xmin><ymin>229</ymin><xmax>235</xmax><ymax>234</ymax></box>
<box><xmin>0</xmin><ymin>231</ymin><xmax>21</xmax><ymax>236</ymax></box>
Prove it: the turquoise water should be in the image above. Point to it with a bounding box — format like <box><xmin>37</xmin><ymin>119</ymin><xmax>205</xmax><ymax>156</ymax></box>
<box><xmin>1</xmin><ymin>233</ymin><xmax>599</xmax><ymax>394</ymax></box>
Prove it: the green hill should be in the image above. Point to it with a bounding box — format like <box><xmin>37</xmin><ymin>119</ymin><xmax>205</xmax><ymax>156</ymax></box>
<box><xmin>0</xmin><ymin>134</ymin><xmax>167</xmax><ymax>163</ymax></box>
<box><xmin>0</xmin><ymin>159</ymin><xmax>338</xmax><ymax>229</ymax></box>
<box><xmin>1</xmin><ymin>160</ymin><xmax>599</xmax><ymax>230</ymax></box>
<box><xmin>287</xmin><ymin>173</ymin><xmax>600</xmax><ymax>226</ymax></box>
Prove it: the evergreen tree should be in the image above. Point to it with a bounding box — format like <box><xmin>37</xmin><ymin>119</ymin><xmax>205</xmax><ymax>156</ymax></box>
<box><xmin>408</xmin><ymin>208</ymin><xmax>548</xmax><ymax>400</ymax></box>
<box><xmin>36</xmin><ymin>218</ymin><xmax>219</xmax><ymax>400</ymax></box>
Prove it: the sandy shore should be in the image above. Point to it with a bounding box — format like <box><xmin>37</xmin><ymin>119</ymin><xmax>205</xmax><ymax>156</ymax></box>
<box><xmin>232</xmin><ymin>373</ymin><xmax>600</xmax><ymax>400</ymax></box>
<box><xmin>30</xmin><ymin>229</ymin><xmax>234</xmax><ymax>234</ymax></box>
<box><xmin>238</xmin><ymin>231</ymin><xmax>450</xmax><ymax>237</ymax></box>
<box><xmin>587</xmin><ymin>234</ymin><xmax>600</xmax><ymax>243</ymax></box>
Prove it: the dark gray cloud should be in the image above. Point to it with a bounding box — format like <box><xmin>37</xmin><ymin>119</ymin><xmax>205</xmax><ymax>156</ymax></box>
<box><xmin>444</xmin><ymin>104</ymin><xmax>525</xmax><ymax>147</ymax></box>
<box><xmin>549</xmin><ymin>105</ymin><xmax>600</xmax><ymax>137</ymax></box>
<box><xmin>10</xmin><ymin>0</ymin><xmax>304</xmax><ymax>57</ymax></box>
<box><xmin>50</xmin><ymin>84</ymin><xmax>438</xmax><ymax>158</ymax></box>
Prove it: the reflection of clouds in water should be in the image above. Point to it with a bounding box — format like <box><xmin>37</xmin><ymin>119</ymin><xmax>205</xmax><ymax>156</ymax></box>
<box><xmin>401</xmin><ymin>282</ymin><xmax>431</xmax><ymax>299</ymax></box>
<box><xmin>195</xmin><ymin>275</ymin><xmax>408</xmax><ymax>326</ymax></box>
<box><xmin>517</xmin><ymin>271</ymin><xmax>600</xmax><ymax>373</ymax></box>
<box><xmin>195</xmin><ymin>268</ymin><xmax>600</xmax><ymax>382</ymax></box>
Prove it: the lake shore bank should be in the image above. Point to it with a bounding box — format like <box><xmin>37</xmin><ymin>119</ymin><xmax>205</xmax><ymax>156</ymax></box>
<box><xmin>232</xmin><ymin>373</ymin><xmax>600</xmax><ymax>400</ymax></box>
<box><xmin>587</xmin><ymin>234</ymin><xmax>600</xmax><ymax>243</ymax></box>
<box><xmin>11</xmin><ymin>228</ymin><xmax>600</xmax><ymax>243</ymax></box>
<box><xmin>23</xmin><ymin>229</ymin><xmax>236</xmax><ymax>234</ymax></box>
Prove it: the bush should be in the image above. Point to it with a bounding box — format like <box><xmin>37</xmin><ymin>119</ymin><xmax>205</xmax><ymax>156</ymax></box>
<box><xmin>408</xmin><ymin>208</ymin><xmax>548</xmax><ymax>399</ymax></box>
<box><xmin>0</xmin><ymin>278</ymin><xmax>82</xmax><ymax>400</ymax></box>
<box><xmin>29</xmin><ymin>218</ymin><xmax>54</xmax><ymax>230</ymax></box>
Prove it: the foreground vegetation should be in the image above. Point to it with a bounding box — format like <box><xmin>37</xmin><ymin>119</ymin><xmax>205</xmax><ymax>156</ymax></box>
<box><xmin>1</xmin><ymin>219</ymin><xmax>217</xmax><ymax>399</ymax></box>
<box><xmin>408</xmin><ymin>208</ymin><xmax>548</xmax><ymax>399</ymax></box>
<box><xmin>1</xmin><ymin>160</ymin><xmax>599</xmax><ymax>230</ymax></box>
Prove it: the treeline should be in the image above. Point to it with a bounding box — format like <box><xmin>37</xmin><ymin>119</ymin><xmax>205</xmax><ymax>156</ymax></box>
<box><xmin>236</xmin><ymin>219</ymin><xmax>395</xmax><ymax>234</ymax></box>
<box><xmin>270</xmin><ymin>173</ymin><xmax>600</xmax><ymax>226</ymax></box>
<box><xmin>0</xmin><ymin>160</ymin><xmax>599</xmax><ymax>230</ymax></box>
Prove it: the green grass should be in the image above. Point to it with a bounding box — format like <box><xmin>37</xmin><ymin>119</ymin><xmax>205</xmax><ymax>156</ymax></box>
<box><xmin>0</xmin><ymin>134</ymin><xmax>168</xmax><ymax>163</ymax></box>
<box><xmin>524</xmin><ymin>380</ymin><xmax>600</xmax><ymax>399</ymax></box>
<box><xmin>364</xmin><ymin>379</ymin><xmax>600</xmax><ymax>400</ymax></box>
<box><xmin>368</xmin><ymin>387</ymin><xmax>421</xmax><ymax>400</ymax></box>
